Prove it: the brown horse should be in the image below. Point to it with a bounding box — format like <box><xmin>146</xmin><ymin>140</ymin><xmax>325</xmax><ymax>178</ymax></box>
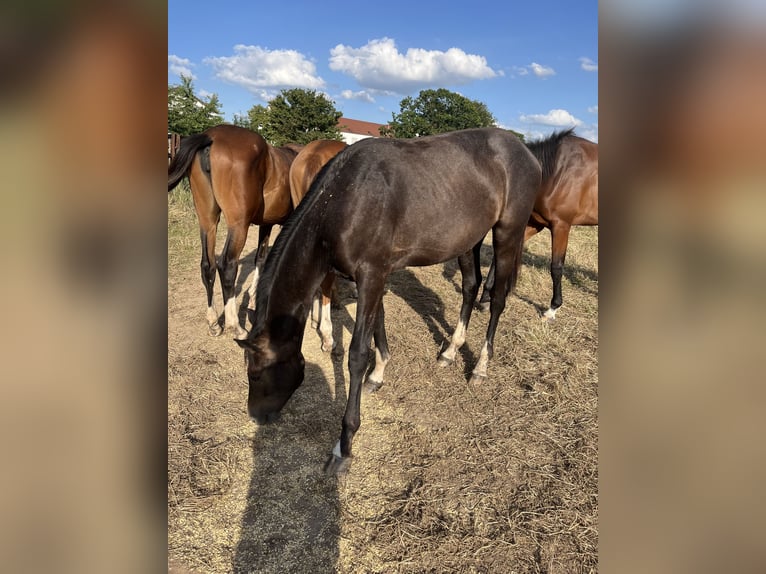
<box><xmin>168</xmin><ymin>124</ymin><xmax>301</xmax><ymax>338</ymax></box>
<box><xmin>288</xmin><ymin>139</ymin><xmax>348</xmax><ymax>352</ymax></box>
<box><xmin>236</xmin><ymin>128</ymin><xmax>541</xmax><ymax>471</ymax></box>
<box><xmin>478</xmin><ymin>129</ymin><xmax>598</xmax><ymax>319</ymax></box>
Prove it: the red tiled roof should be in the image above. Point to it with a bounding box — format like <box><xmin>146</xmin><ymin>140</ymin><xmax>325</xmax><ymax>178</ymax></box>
<box><xmin>337</xmin><ymin>117</ymin><xmax>386</xmax><ymax>137</ymax></box>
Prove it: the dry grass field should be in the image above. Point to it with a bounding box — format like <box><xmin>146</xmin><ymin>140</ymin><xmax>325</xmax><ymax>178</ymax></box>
<box><xmin>168</xmin><ymin>184</ymin><xmax>598</xmax><ymax>574</ymax></box>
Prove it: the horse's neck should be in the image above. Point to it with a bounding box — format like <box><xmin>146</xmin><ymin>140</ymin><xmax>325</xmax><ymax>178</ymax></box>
<box><xmin>264</xmin><ymin>227</ymin><xmax>329</xmax><ymax>328</ymax></box>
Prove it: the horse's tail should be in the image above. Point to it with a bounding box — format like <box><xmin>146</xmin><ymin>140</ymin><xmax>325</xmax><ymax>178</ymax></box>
<box><xmin>168</xmin><ymin>132</ymin><xmax>213</xmax><ymax>192</ymax></box>
<box><xmin>525</xmin><ymin>128</ymin><xmax>574</xmax><ymax>184</ymax></box>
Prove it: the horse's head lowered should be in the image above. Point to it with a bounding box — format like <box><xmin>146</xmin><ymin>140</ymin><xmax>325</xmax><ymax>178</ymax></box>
<box><xmin>235</xmin><ymin>315</ymin><xmax>305</xmax><ymax>424</ymax></box>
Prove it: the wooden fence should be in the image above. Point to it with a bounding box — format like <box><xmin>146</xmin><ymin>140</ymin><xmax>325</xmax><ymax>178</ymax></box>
<box><xmin>168</xmin><ymin>133</ymin><xmax>181</xmax><ymax>162</ymax></box>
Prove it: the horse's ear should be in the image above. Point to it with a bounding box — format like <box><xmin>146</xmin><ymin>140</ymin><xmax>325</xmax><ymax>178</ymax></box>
<box><xmin>235</xmin><ymin>334</ymin><xmax>278</xmax><ymax>367</ymax></box>
<box><xmin>235</xmin><ymin>338</ymin><xmax>255</xmax><ymax>351</ymax></box>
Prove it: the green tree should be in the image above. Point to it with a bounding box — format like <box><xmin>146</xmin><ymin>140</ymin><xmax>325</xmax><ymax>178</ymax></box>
<box><xmin>168</xmin><ymin>75</ymin><xmax>223</xmax><ymax>135</ymax></box>
<box><xmin>380</xmin><ymin>88</ymin><xmax>497</xmax><ymax>138</ymax></box>
<box><xmin>237</xmin><ymin>89</ymin><xmax>343</xmax><ymax>145</ymax></box>
<box><xmin>233</xmin><ymin>104</ymin><xmax>269</xmax><ymax>132</ymax></box>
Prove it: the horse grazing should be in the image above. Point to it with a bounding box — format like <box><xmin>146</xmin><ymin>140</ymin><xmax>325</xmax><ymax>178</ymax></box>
<box><xmin>478</xmin><ymin>129</ymin><xmax>598</xmax><ymax>319</ymax></box>
<box><xmin>168</xmin><ymin>124</ymin><xmax>301</xmax><ymax>338</ymax></box>
<box><xmin>288</xmin><ymin>139</ymin><xmax>348</xmax><ymax>352</ymax></box>
<box><xmin>236</xmin><ymin>128</ymin><xmax>541</xmax><ymax>472</ymax></box>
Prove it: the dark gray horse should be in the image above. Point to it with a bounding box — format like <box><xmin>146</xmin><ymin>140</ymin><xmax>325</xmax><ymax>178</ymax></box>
<box><xmin>236</xmin><ymin>128</ymin><xmax>541</xmax><ymax>472</ymax></box>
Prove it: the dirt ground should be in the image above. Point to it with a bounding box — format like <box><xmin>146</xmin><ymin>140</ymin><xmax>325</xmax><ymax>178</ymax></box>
<box><xmin>168</xmin><ymin>191</ymin><xmax>598</xmax><ymax>574</ymax></box>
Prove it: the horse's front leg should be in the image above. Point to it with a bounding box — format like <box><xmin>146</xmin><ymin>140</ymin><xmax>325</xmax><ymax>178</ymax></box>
<box><xmin>325</xmin><ymin>271</ymin><xmax>386</xmax><ymax>473</ymax></box>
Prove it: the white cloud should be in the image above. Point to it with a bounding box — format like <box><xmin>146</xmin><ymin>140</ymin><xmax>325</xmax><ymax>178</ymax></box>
<box><xmin>529</xmin><ymin>62</ymin><xmax>556</xmax><ymax>78</ymax></box>
<box><xmin>339</xmin><ymin>89</ymin><xmax>375</xmax><ymax>103</ymax></box>
<box><xmin>329</xmin><ymin>37</ymin><xmax>499</xmax><ymax>93</ymax></box>
<box><xmin>204</xmin><ymin>45</ymin><xmax>325</xmax><ymax>100</ymax></box>
<box><xmin>588</xmin><ymin>105</ymin><xmax>598</xmax><ymax>114</ymax></box>
<box><xmin>520</xmin><ymin>108</ymin><xmax>583</xmax><ymax>127</ymax></box>
<box><xmin>168</xmin><ymin>54</ymin><xmax>196</xmax><ymax>79</ymax></box>
<box><xmin>579</xmin><ymin>57</ymin><xmax>598</xmax><ymax>72</ymax></box>
<box><xmin>580</xmin><ymin>124</ymin><xmax>598</xmax><ymax>142</ymax></box>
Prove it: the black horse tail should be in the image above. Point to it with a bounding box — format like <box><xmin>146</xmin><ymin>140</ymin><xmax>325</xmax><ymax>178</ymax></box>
<box><xmin>168</xmin><ymin>132</ymin><xmax>213</xmax><ymax>192</ymax></box>
<box><xmin>525</xmin><ymin>128</ymin><xmax>574</xmax><ymax>184</ymax></box>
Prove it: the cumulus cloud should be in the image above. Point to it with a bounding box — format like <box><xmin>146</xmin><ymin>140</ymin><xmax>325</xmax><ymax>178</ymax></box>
<box><xmin>168</xmin><ymin>54</ymin><xmax>195</xmax><ymax>79</ymax></box>
<box><xmin>580</xmin><ymin>124</ymin><xmax>599</xmax><ymax>142</ymax></box>
<box><xmin>204</xmin><ymin>45</ymin><xmax>325</xmax><ymax>100</ymax></box>
<box><xmin>579</xmin><ymin>57</ymin><xmax>598</xmax><ymax>72</ymax></box>
<box><xmin>339</xmin><ymin>89</ymin><xmax>375</xmax><ymax>103</ymax></box>
<box><xmin>520</xmin><ymin>108</ymin><xmax>583</xmax><ymax>127</ymax></box>
<box><xmin>588</xmin><ymin>104</ymin><xmax>598</xmax><ymax>114</ymax></box>
<box><xmin>329</xmin><ymin>37</ymin><xmax>499</xmax><ymax>93</ymax></box>
<box><xmin>529</xmin><ymin>62</ymin><xmax>556</xmax><ymax>77</ymax></box>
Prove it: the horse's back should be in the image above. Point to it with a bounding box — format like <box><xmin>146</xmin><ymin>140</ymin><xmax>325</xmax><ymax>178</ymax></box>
<box><xmin>313</xmin><ymin>128</ymin><xmax>540</xmax><ymax>269</ymax></box>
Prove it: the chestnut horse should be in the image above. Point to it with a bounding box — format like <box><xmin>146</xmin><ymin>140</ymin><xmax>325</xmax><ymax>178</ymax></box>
<box><xmin>478</xmin><ymin>129</ymin><xmax>598</xmax><ymax>319</ymax></box>
<box><xmin>236</xmin><ymin>128</ymin><xmax>541</xmax><ymax>472</ymax></box>
<box><xmin>168</xmin><ymin>125</ymin><xmax>301</xmax><ymax>338</ymax></box>
<box><xmin>288</xmin><ymin>139</ymin><xmax>347</xmax><ymax>352</ymax></box>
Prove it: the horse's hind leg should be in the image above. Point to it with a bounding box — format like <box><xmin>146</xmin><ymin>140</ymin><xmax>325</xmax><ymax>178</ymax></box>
<box><xmin>246</xmin><ymin>224</ymin><xmax>273</xmax><ymax>306</ymax></box>
<box><xmin>200</xmin><ymin>225</ymin><xmax>221</xmax><ymax>336</ymax></box>
<box><xmin>365</xmin><ymin>300</ymin><xmax>390</xmax><ymax>392</ymax></box>
<box><xmin>439</xmin><ymin>242</ymin><xmax>482</xmax><ymax>366</ymax></box>
<box><xmin>218</xmin><ymin>223</ymin><xmax>249</xmax><ymax>339</ymax></box>
<box><xmin>472</xmin><ymin>222</ymin><xmax>526</xmax><ymax>384</ymax></box>
<box><xmin>545</xmin><ymin>220</ymin><xmax>572</xmax><ymax>321</ymax></box>
<box><xmin>190</xmin><ymin>166</ymin><xmax>222</xmax><ymax>336</ymax></box>
<box><xmin>478</xmin><ymin>222</ymin><xmax>543</xmax><ymax>311</ymax></box>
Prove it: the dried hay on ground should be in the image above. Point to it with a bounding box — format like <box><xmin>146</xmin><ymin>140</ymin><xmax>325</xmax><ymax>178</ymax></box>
<box><xmin>168</xmin><ymin>192</ymin><xmax>598</xmax><ymax>573</ymax></box>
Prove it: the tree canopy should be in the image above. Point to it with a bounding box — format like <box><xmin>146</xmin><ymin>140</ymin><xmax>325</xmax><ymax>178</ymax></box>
<box><xmin>234</xmin><ymin>89</ymin><xmax>343</xmax><ymax>146</ymax></box>
<box><xmin>380</xmin><ymin>88</ymin><xmax>497</xmax><ymax>138</ymax></box>
<box><xmin>167</xmin><ymin>75</ymin><xmax>223</xmax><ymax>135</ymax></box>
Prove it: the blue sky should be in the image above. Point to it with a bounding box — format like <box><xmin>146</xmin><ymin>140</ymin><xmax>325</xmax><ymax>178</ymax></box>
<box><xmin>168</xmin><ymin>0</ymin><xmax>598</xmax><ymax>141</ymax></box>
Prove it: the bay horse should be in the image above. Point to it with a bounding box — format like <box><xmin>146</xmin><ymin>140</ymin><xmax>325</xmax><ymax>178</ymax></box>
<box><xmin>288</xmin><ymin>139</ymin><xmax>348</xmax><ymax>352</ymax></box>
<box><xmin>168</xmin><ymin>124</ymin><xmax>301</xmax><ymax>338</ymax></box>
<box><xmin>478</xmin><ymin>129</ymin><xmax>598</xmax><ymax>319</ymax></box>
<box><xmin>236</xmin><ymin>127</ymin><xmax>541</xmax><ymax>472</ymax></box>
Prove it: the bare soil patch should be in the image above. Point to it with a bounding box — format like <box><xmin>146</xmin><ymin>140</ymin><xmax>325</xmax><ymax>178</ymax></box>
<box><xmin>168</xmin><ymin>191</ymin><xmax>598</xmax><ymax>573</ymax></box>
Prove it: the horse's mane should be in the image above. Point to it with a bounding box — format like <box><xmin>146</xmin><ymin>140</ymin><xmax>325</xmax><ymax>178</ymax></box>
<box><xmin>525</xmin><ymin>128</ymin><xmax>575</xmax><ymax>182</ymax></box>
<box><xmin>250</xmin><ymin>149</ymin><xmax>349</xmax><ymax>336</ymax></box>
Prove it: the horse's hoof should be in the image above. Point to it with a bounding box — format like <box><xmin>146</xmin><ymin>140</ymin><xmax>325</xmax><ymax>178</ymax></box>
<box><xmin>542</xmin><ymin>308</ymin><xmax>557</xmax><ymax>322</ymax></box>
<box><xmin>469</xmin><ymin>373</ymin><xmax>487</xmax><ymax>385</ymax></box>
<box><xmin>437</xmin><ymin>355</ymin><xmax>453</xmax><ymax>367</ymax></box>
<box><xmin>321</xmin><ymin>340</ymin><xmax>335</xmax><ymax>353</ymax></box>
<box><xmin>363</xmin><ymin>378</ymin><xmax>383</xmax><ymax>394</ymax></box>
<box><xmin>208</xmin><ymin>323</ymin><xmax>223</xmax><ymax>337</ymax></box>
<box><xmin>233</xmin><ymin>328</ymin><xmax>249</xmax><ymax>341</ymax></box>
<box><xmin>324</xmin><ymin>454</ymin><xmax>350</xmax><ymax>475</ymax></box>
<box><xmin>475</xmin><ymin>300</ymin><xmax>490</xmax><ymax>312</ymax></box>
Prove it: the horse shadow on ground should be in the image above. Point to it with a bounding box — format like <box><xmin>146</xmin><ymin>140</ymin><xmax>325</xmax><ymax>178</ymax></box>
<box><xmin>384</xmin><ymin>268</ymin><xmax>479</xmax><ymax>376</ymax></box>
<box><xmin>232</xmin><ymin>362</ymin><xmax>345</xmax><ymax>573</ymax></box>
<box><xmin>441</xmin><ymin>242</ymin><xmax>599</xmax><ymax>313</ymax></box>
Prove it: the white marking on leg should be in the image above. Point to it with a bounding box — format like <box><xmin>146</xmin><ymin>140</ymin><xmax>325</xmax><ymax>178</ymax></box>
<box><xmin>332</xmin><ymin>440</ymin><xmax>342</xmax><ymax>458</ymax></box>
<box><xmin>247</xmin><ymin>267</ymin><xmax>260</xmax><ymax>301</ymax></box>
<box><xmin>440</xmin><ymin>319</ymin><xmax>467</xmax><ymax>363</ymax></box>
<box><xmin>319</xmin><ymin>297</ymin><xmax>334</xmax><ymax>351</ymax></box>
<box><xmin>224</xmin><ymin>296</ymin><xmax>247</xmax><ymax>338</ymax></box>
<box><xmin>368</xmin><ymin>347</ymin><xmax>389</xmax><ymax>384</ymax></box>
<box><xmin>543</xmin><ymin>307</ymin><xmax>558</xmax><ymax>320</ymax></box>
<box><xmin>472</xmin><ymin>341</ymin><xmax>490</xmax><ymax>379</ymax></box>
<box><xmin>206</xmin><ymin>305</ymin><xmax>218</xmax><ymax>327</ymax></box>
<box><xmin>311</xmin><ymin>291</ymin><xmax>321</xmax><ymax>328</ymax></box>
